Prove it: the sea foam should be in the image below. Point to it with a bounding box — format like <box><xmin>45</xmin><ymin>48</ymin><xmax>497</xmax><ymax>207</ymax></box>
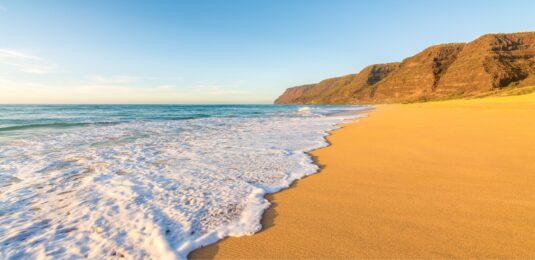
<box><xmin>0</xmin><ymin>105</ymin><xmax>368</xmax><ymax>259</ymax></box>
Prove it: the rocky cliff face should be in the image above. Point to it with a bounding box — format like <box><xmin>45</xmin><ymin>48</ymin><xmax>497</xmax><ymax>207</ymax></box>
<box><xmin>370</xmin><ymin>43</ymin><xmax>465</xmax><ymax>103</ymax></box>
<box><xmin>274</xmin><ymin>32</ymin><xmax>535</xmax><ymax>104</ymax></box>
<box><xmin>436</xmin><ymin>32</ymin><xmax>535</xmax><ymax>96</ymax></box>
<box><xmin>273</xmin><ymin>63</ymin><xmax>399</xmax><ymax>104</ymax></box>
<box><xmin>273</xmin><ymin>84</ymin><xmax>315</xmax><ymax>104</ymax></box>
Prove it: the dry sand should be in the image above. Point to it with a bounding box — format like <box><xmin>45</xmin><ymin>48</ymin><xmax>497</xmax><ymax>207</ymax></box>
<box><xmin>191</xmin><ymin>93</ymin><xmax>535</xmax><ymax>259</ymax></box>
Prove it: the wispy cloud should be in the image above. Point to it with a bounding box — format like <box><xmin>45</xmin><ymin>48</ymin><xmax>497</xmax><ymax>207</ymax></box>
<box><xmin>0</xmin><ymin>49</ymin><xmax>42</xmax><ymax>61</ymax></box>
<box><xmin>0</xmin><ymin>83</ymin><xmax>190</xmax><ymax>104</ymax></box>
<box><xmin>192</xmin><ymin>85</ymin><xmax>249</xmax><ymax>96</ymax></box>
<box><xmin>0</xmin><ymin>57</ymin><xmax>256</xmax><ymax>103</ymax></box>
<box><xmin>0</xmin><ymin>49</ymin><xmax>58</xmax><ymax>74</ymax></box>
<box><xmin>0</xmin><ymin>5</ymin><xmax>6</xmax><ymax>12</ymax></box>
<box><xmin>3</xmin><ymin>61</ymin><xmax>58</xmax><ymax>74</ymax></box>
<box><xmin>88</xmin><ymin>75</ymin><xmax>139</xmax><ymax>84</ymax></box>
<box><xmin>0</xmin><ymin>81</ymin><xmax>260</xmax><ymax>104</ymax></box>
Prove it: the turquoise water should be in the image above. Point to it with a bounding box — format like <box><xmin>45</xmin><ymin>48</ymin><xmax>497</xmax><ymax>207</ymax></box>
<box><xmin>0</xmin><ymin>105</ymin><xmax>352</xmax><ymax>138</ymax></box>
<box><xmin>0</xmin><ymin>104</ymin><xmax>368</xmax><ymax>259</ymax></box>
<box><xmin>0</xmin><ymin>105</ymin><xmax>285</xmax><ymax>133</ymax></box>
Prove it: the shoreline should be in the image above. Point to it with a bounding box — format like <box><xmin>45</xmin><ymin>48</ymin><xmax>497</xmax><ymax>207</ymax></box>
<box><xmin>189</xmin><ymin>114</ymin><xmax>364</xmax><ymax>259</ymax></box>
<box><xmin>179</xmin><ymin>107</ymin><xmax>366</xmax><ymax>258</ymax></box>
<box><xmin>183</xmin><ymin>110</ymin><xmax>366</xmax><ymax>258</ymax></box>
<box><xmin>190</xmin><ymin>93</ymin><xmax>535</xmax><ymax>258</ymax></box>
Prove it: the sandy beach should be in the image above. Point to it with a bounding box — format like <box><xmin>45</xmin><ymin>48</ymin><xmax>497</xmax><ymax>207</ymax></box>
<box><xmin>191</xmin><ymin>93</ymin><xmax>535</xmax><ymax>259</ymax></box>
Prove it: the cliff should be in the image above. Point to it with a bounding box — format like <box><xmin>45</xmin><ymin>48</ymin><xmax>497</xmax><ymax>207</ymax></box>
<box><xmin>274</xmin><ymin>32</ymin><xmax>535</xmax><ymax>104</ymax></box>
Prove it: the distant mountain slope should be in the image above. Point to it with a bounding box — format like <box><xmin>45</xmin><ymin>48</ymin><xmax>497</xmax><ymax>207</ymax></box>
<box><xmin>274</xmin><ymin>32</ymin><xmax>535</xmax><ymax>104</ymax></box>
<box><xmin>274</xmin><ymin>63</ymin><xmax>399</xmax><ymax>104</ymax></box>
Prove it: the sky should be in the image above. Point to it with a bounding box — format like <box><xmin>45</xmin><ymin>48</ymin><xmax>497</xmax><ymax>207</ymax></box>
<box><xmin>1</xmin><ymin>0</ymin><xmax>534</xmax><ymax>104</ymax></box>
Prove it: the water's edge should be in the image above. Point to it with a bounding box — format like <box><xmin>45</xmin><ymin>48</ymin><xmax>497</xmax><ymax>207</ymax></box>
<box><xmin>185</xmin><ymin>108</ymin><xmax>372</xmax><ymax>259</ymax></box>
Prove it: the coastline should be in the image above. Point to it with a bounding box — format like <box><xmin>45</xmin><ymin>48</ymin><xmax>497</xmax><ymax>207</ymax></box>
<box><xmin>175</xmin><ymin>106</ymin><xmax>366</xmax><ymax>258</ymax></box>
<box><xmin>190</xmin><ymin>93</ymin><xmax>535</xmax><ymax>258</ymax></box>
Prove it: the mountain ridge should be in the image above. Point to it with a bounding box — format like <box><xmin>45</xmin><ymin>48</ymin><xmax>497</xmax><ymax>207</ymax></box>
<box><xmin>274</xmin><ymin>32</ymin><xmax>535</xmax><ymax>104</ymax></box>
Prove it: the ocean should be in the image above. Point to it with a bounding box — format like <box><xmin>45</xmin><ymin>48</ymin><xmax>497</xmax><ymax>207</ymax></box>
<box><xmin>0</xmin><ymin>104</ymin><xmax>368</xmax><ymax>259</ymax></box>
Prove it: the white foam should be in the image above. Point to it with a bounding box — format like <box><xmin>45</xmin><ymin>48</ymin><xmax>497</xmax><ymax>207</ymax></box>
<box><xmin>0</xmin><ymin>107</ymin><xmax>367</xmax><ymax>259</ymax></box>
<box><xmin>297</xmin><ymin>106</ymin><xmax>311</xmax><ymax>112</ymax></box>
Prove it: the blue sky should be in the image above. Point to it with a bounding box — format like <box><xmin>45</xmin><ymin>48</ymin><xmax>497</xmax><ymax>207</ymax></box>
<box><xmin>1</xmin><ymin>0</ymin><xmax>534</xmax><ymax>103</ymax></box>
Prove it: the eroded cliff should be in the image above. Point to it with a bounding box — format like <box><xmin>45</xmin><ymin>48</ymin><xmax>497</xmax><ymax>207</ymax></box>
<box><xmin>275</xmin><ymin>32</ymin><xmax>535</xmax><ymax>104</ymax></box>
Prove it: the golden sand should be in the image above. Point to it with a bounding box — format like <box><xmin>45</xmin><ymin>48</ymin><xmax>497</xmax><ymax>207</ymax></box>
<box><xmin>191</xmin><ymin>93</ymin><xmax>535</xmax><ymax>259</ymax></box>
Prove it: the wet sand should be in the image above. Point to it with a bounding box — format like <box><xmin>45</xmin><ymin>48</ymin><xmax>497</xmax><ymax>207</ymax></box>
<box><xmin>191</xmin><ymin>93</ymin><xmax>535</xmax><ymax>259</ymax></box>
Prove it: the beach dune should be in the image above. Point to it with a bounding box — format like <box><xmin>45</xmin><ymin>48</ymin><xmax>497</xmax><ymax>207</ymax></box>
<box><xmin>191</xmin><ymin>93</ymin><xmax>535</xmax><ymax>258</ymax></box>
